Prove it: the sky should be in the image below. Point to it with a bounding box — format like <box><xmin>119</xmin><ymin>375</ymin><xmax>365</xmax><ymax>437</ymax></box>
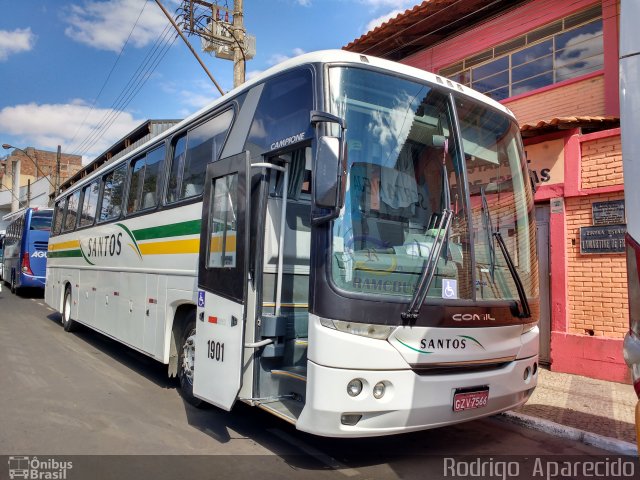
<box><xmin>0</xmin><ymin>0</ymin><xmax>417</xmax><ymax>163</ymax></box>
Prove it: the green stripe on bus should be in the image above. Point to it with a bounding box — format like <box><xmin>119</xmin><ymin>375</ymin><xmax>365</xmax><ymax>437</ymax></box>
<box><xmin>49</xmin><ymin>250</ymin><xmax>83</xmax><ymax>258</ymax></box>
<box><xmin>132</xmin><ymin>219</ymin><xmax>202</xmax><ymax>241</ymax></box>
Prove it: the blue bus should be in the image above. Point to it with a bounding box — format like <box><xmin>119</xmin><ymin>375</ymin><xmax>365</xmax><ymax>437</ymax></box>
<box><xmin>2</xmin><ymin>208</ymin><xmax>53</xmax><ymax>293</ymax></box>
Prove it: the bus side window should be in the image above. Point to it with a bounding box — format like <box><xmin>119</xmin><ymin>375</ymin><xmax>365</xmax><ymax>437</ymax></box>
<box><xmin>79</xmin><ymin>181</ymin><xmax>99</xmax><ymax>227</ymax></box>
<box><xmin>166</xmin><ymin>109</ymin><xmax>234</xmax><ymax>204</ymax></box>
<box><xmin>53</xmin><ymin>199</ymin><xmax>66</xmax><ymax>235</ymax></box>
<box><xmin>63</xmin><ymin>190</ymin><xmax>81</xmax><ymax>232</ymax></box>
<box><xmin>181</xmin><ymin>109</ymin><xmax>234</xmax><ymax>200</ymax></box>
<box><xmin>99</xmin><ymin>165</ymin><xmax>126</xmax><ymax>222</ymax></box>
<box><xmin>128</xmin><ymin>144</ymin><xmax>165</xmax><ymax>214</ymax></box>
<box><xmin>166</xmin><ymin>135</ymin><xmax>186</xmax><ymax>204</ymax></box>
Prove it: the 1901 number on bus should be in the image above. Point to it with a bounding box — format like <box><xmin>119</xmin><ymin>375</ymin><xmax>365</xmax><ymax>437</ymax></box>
<box><xmin>207</xmin><ymin>340</ymin><xmax>224</xmax><ymax>362</ymax></box>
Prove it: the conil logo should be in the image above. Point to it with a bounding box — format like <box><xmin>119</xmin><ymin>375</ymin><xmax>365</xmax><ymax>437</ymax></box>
<box><xmin>452</xmin><ymin>313</ymin><xmax>496</xmax><ymax>322</ymax></box>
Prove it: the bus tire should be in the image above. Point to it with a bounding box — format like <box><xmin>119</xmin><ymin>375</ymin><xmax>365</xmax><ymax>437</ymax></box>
<box><xmin>62</xmin><ymin>285</ymin><xmax>78</xmax><ymax>332</ymax></box>
<box><xmin>178</xmin><ymin>313</ymin><xmax>205</xmax><ymax>408</ymax></box>
<box><xmin>10</xmin><ymin>274</ymin><xmax>17</xmax><ymax>294</ymax></box>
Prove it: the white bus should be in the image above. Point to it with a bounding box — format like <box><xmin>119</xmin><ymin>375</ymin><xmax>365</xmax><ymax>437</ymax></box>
<box><xmin>45</xmin><ymin>50</ymin><xmax>539</xmax><ymax>437</ymax></box>
<box><xmin>620</xmin><ymin>0</ymin><xmax>640</xmax><ymax>449</ymax></box>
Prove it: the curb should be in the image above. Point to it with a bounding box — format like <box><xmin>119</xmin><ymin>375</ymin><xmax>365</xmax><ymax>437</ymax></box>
<box><xmin>496</xmin><ymin>411</ymin><xmax>638</xmax><ymax>456</ymax></box>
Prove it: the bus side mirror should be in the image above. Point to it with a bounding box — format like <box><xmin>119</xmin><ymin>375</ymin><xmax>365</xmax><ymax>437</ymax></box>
<box><xmin>310</xmin><ymin>111</ymin><xmax>347</xmax><ymax>225</ymax></box>
<box><xmin>314</xmin><ymin>136</ymin><xmax>342</xmax><ymax>208</ymax></box>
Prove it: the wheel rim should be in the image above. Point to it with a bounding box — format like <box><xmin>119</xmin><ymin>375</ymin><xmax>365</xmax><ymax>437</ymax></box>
<box><xmin>63</xmin><ymin>292</ymin><xmax>71</xmax><ymax>324</ymax></box>
<box><xmin>181</xmin><ymin>329</ymin><xmax>196</xmax><ymax>386</ymax></box>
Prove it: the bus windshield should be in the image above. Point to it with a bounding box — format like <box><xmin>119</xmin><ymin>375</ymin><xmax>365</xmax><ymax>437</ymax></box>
<box><xmin>30</xmin><ymin>211</ymin><xmax>53</xmax><ymax>231</ymax></box>
<box><xmin>328</xmin><ymin>67</ymin><xmax>537</xmax><ymax>303</ymax></box>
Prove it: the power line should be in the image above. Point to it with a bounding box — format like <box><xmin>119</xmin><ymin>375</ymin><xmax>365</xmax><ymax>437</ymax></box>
<box><xmin>70</xmin><ymin>23</ymin><xmax>176</xmax><ymax>157</ymax></box>
<box><xmin>66</xmin><ymin>0</ymin><xmax>149</xmax><ymax>152</ymax></box>
<box><xmin>77</xmin><ymin>31</ymin><xmax>178</xmax><ymax>157</ymax></box>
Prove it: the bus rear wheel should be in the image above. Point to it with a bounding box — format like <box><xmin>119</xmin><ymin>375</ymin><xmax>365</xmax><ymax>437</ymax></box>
<box><xmin>178</xmin><ymin>314</ymin><xmax>204</xmax><ymax>408</ymax></box>
<box><xmin>62</xmin><ymin>286</ymin><xmax>78</xmax><ymax>332</ymax></box>
<box><xmin>10</xmin><ymin>274</ymin><xmax>18</xmax><ymax>295</ymax></box>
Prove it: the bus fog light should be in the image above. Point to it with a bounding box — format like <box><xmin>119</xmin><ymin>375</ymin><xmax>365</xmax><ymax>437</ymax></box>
<box><xmin>373</xmin><ymin>381</ymin><xmax>386</xmax><ymax>399</ymax></box>
<box><xmin>347</xmin><ymin>379</ymin><xmax>363</xmax><ymax>397</ymax></box>
<box><xmin>523</xmin><ymin>367</ymin><xmax>531</xmax><ymax>381</ymax></box>
<box><xmin>533</xmin><ymin>362</ymin><xmax>538</xmax><ymax>375</ymax></box>
<box><xmin>341</xmin><ymin>414</ymin><xmax>362</xmax><ymax>426</ymax></box>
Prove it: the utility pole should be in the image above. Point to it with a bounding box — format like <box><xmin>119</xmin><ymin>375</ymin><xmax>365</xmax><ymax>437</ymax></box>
<box><xmin>178</xmin><ymin>1</ymin><xmax>254</xmax><ymax>89</ymax></box>
<box><xmin>11</xmin><ymin>158</ymin><xmax>20</xmax><ymax>212</ymax></box>
<box><xmin>232</xmin><ymin>0</ymin><xmax>245</xmax><ymax>88</ymax></box>
<box><xmin>155</xmin><ymin>0</ymin><xmax>225</xmax><ymax>95</ymax></box>
<box><xmin>55</xmin><ymin>145</ymin><xmax>61</xmax><ymax>196</ymax></box>
<box><xmin>27</xmin><ymin>179</ymin><xmax>31</xmax><ymax>207</ymax></box>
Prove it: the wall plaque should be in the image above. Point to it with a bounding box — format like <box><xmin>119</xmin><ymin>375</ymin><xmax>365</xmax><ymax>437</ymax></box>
<box><xmin>580</xmin><ymin>224</ymin><xmax>626</xmax><ymax>254</ymax></box>
<box><xmin>592</xmin><ymin>200</ymin><xmax>625</xmax><ymax>226</ymax></box>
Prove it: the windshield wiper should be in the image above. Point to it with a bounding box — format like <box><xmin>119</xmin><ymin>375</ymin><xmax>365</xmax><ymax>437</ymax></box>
<box><xmin>493</xmin><ymin>231</ymin><xmax>532</xmax><ymax>318</ymax></box>
<box><xmin>480</xmin><ymin>188</ymin><xmax>531</xmax><ymax>319</ymax></box>
<box><xmin>401</xmin><ymin>209</ymin><xmax>453</xmax><ymax>322</ymax></box>
<box><xmin>402</xmin><ymin>141</ymin><xmax>453</xmax><ymax>322</ymax></box>
<box><xmin>480</xmin><ymin>187</ymin><xmax>496</xmax><ymax>282</ymax></box>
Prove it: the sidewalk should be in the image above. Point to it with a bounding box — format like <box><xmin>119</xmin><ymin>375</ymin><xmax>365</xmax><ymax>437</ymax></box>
<box><xmin>504</xmin><ymin>367</ymin><xmax>638</xmax><ymax>452</ymax></box>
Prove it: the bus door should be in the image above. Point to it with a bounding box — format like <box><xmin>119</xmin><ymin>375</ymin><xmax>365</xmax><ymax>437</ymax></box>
<box><xmin>193</xmin><ymin>151</ymin><xmax>250</xmax><ymax>410</ymax></box>
<box><xmin>253</xmin><ymin>146</ymin><xmax>312</xmax><ymax>420</ymax></box>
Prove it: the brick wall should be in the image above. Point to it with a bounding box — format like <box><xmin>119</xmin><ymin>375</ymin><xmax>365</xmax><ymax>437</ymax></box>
<box><xmin>565</xmin><ymin>192</ymin><xmax>628</xmax><ymax>339</ymax></box>
<box><xmin>1</xmin><ymin>148</ymin><xmax>82</xmax><ymax>189</ymax></box>
<box><xmin>580</xmin><ymin>133</ymin><xmax>623</xmax><ymax>189</ymax></box>
<box><xmin>504</xmin><ymin>75</ymin><xmax>606</xmax><ymax>127</ymax></box>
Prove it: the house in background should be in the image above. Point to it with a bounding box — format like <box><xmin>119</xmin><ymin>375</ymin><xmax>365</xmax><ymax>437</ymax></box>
<box><xmin>0</xmin><ymin>148</ymin><xmax>82</xmax><ymax>229</ymax></box>
<box><xmin>345</xmin><ymin>0</ymin><xmax>627</xmax><ymax>382</ymax></box>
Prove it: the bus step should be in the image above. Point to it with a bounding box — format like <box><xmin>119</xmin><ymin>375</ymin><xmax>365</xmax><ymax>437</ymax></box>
<box><xmin>257</xmin><ymin>397</ymin><xmax>304</xmax><ymax>423</ymax></box>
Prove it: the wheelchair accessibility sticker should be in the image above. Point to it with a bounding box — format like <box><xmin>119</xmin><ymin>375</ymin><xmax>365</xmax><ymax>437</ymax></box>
<box><xmin>197</xmin><ymin>291</ymin><xmax>205</xmax><ymax>308</ymax></box>
<box><xmin>442</xmin><ymin>279</ymin><xmax>458</xmax><ymax>299</ymax></box>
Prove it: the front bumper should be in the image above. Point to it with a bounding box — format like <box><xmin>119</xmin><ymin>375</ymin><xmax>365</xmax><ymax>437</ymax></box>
<box><xmin>296</xmin><ymin>356</ymin><xmax>538</xmax><ymax>437</ymax></box>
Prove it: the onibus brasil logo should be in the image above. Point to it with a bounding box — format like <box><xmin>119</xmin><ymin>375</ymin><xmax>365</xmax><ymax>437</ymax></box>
<box><xmin>8</xmin><ymin>456</ymin><xmax>73</xmax><ymax>479</ymax></box>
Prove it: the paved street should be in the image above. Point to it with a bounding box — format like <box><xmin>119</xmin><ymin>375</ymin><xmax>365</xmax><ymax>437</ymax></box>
<box><xmin>0</xmin><ymin>287</ymin><xmax>615</xmax><ymax>479</ymax></box>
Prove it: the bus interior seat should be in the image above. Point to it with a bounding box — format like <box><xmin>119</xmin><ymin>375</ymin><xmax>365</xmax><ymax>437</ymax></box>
<box><xmin>142</xmin><ymin>192</ymin><xmax>156</xmax><ymax>209</ymax></box>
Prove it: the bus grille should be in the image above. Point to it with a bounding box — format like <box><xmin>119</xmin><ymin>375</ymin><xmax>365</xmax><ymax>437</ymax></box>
<box><xmin>34</xmin><ymin>241</ymin><xmax>49</xmax><ymax>251</ymax></box>
<box><xmin>410</xmin><ymin>357</ymin><xmax>515</xmax><ymax>376</ymax></box>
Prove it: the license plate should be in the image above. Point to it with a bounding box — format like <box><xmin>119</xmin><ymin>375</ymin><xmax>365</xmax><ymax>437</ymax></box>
<box><xmin>453</xmin><ymin>388</ymin><xmax>489</xmax><ymax>412</ymax></box>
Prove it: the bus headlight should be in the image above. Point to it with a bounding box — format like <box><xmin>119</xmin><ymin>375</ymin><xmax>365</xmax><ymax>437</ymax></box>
<box><xmin>347</xmin><ymin>379</ymin><xmax>363</xmax><ymax>397</ymax></box>
<box><xmin>320</xmin><ymin>318</ymin><xmax>395</xmax><ymax>340</ymax></box>
<box><xmin>373</xmin><ymin>381</ymin><xmax>386</xmax><ymax>399</ymax></box>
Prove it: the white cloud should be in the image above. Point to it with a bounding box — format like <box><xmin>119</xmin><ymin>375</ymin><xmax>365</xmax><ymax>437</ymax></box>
<box><xmin>267</xmin><ymin>48</ymin><xmax>306</xmax><ymax>66</ymax></box>
<box><xmin>180</xmin><ymin>90</ymin><xmax>217</xmax><ymax>110</ymax></box>
<box><xmin>64</xmin><ymin>0</ymin><xmax>169</xmax><ymax>52</ymax></box>
<box><xmin>0</xmin><ymin>101</ymin><xmax>144</xmax><ymax>162</ymax></box>
<box><xmin>365</xmin><ymin>9</ymin><xmax>404</xmax><ymax>32</ymax></box>
<box><xmin>246</xmin><ymin>70</ymin><xmax>263</xmax><ymax>81</ymax></box>
<box><xmin>0</xmin><ymin>28</ymin><xmax>36</xmax><ymax>61</ymax></box>
<box><xmin>297</xmin><ymin>0</ymin><xmax>312</xmax><ymax>5</ymax></box>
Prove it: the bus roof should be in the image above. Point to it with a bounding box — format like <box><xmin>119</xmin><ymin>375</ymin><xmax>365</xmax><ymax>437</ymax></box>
<box><xmin>1</xmin><ymin>206</ymin><xmax>53</xmax><ymax>222</ymax></box>
<box><xmin>54</xmin><ymin>49</ymin><xmax>514</xmax><ymax>201</ymax></box>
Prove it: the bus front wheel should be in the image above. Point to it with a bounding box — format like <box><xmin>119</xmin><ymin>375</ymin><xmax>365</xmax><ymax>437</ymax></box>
<box><xmin>178</xmin><ymin>313</ymin><xmax>204</xmax><ymax>408</ymax></box>
<box><xmin>62</xmin><ymin>286</ymin><xmax>78</xmax><ymax>332</ymax></box>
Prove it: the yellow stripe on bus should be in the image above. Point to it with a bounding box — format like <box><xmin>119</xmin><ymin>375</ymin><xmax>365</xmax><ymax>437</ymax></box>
<box><xmin>48</xmin><ymin>240</ymin><xmax>81</xmax><ymax>251</ymax></box>
<box><xmin>138</xmin><ymin>238</ymin><xmax>200</xmax><ymax>255</ymax></box>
